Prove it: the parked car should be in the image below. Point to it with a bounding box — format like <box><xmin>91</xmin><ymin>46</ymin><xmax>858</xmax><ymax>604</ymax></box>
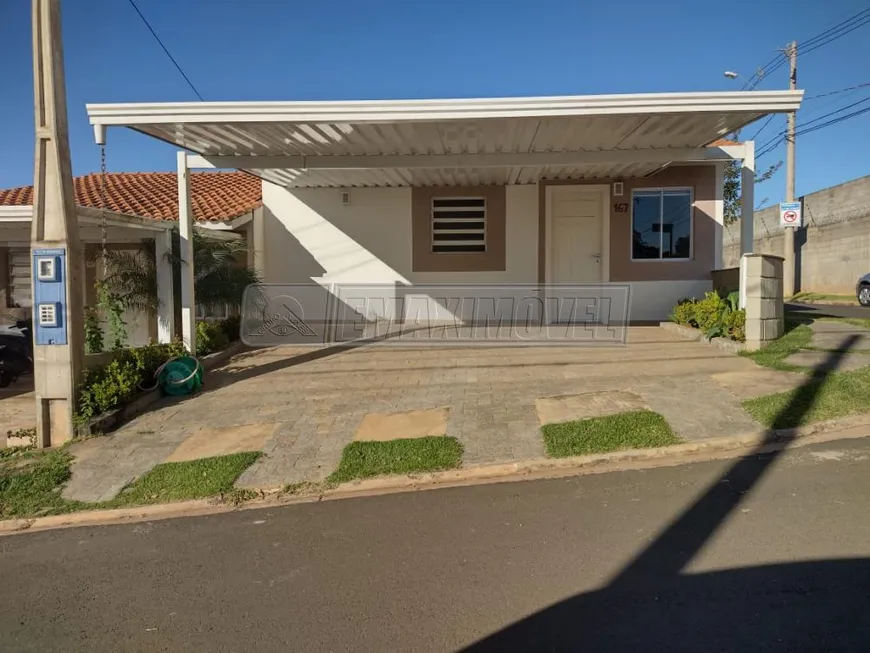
<box><xmin>858</xmin><ymin>274</ymin><xmax>870</xmax><ymax>307</ymax></box>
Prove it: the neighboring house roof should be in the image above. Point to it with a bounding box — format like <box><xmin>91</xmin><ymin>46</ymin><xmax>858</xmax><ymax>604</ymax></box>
<box><xmin>0</xmin><ymin>171</ymin><xmax>261</xmax><ymax>223</ymax></box>
<box><xmin>708</xmin><ymin>138</ymin><xmax>741</xmax><ymax>146</ymax></box>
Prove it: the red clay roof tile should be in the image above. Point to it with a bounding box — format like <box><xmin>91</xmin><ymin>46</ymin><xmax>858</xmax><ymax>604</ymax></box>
<box><xmin>0</xmin><ymin>171</ymin><xmax>261</xmax><ymax>223</ymax></box>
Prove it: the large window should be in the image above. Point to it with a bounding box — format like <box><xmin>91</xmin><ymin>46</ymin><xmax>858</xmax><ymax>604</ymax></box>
<box><xmin>631</xmin><ymin>189</ymin><xmax>693</xmax><ymax>261</ymax></box>
<box><xmin>431</xmin><ymin>197</ymin><xmax>486</xmax><ymax>253</ymax></box>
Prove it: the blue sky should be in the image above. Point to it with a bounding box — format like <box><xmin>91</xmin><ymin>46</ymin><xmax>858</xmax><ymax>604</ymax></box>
<box><xmin>1</xmin><ymin>0</ymin><xmax>868</xmax><ymax>205</ymax></box>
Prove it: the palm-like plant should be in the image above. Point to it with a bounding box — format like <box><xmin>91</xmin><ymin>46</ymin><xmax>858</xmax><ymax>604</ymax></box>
<box><xmin>100</xmin><ymin>229</ymin><xmax>260</xmax><ymax>322</ymax></box>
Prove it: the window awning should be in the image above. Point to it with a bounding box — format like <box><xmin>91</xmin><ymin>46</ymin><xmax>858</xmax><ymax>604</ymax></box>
<box><xmin>87</xmin><ymin>90</ymin><xmax>803</xmax><ymax>188</ymax></box>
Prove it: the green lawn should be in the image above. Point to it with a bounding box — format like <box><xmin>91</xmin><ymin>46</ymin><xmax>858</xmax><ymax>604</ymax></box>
<box><xmin>0</xmin><ymin>450</ymin><xmax>83</xmax><ymax>519</ymax></box>
<box><xmin>791</xmin><ymin>291</ymin><xmax>857</xmax><ymax>305</ymax></box>
<box><xmin>0</xmin><ymin>449</ymin><xmax>262</xmax><ymax>519</ymax></box>
<box><xmin>328</xmin><ymin>436</ymin><xmax>463</xmax><ymax>484</ymax></box>
<box><xmin>542</xmin><ymin>410</ymin><xmax>680</xmax><ymax>458</ymax></box>
<box><xmin>741</xmin><ymin>320</ymin><xmax>813</xmax><ymax>371</ymax></box>
<box><xmin>108</xmin><ymin>452</ymin><xmax>262</xmax><ymax>507</ymax></box>
<box><xmin>743</xmin><ymin>365</ymin><xmax>870</xmax><ymax>429</ymax></box>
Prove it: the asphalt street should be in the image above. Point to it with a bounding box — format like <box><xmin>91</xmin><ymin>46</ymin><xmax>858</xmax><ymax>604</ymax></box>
<box><xmin>2</xmin><ymin>437</ymin><xmax>870</xmax><ymax>652</ymax></box>
<box><xmin>787</xmin><ymin>301</ymin><xmax>868</xmax><ymax>319</ymax></box>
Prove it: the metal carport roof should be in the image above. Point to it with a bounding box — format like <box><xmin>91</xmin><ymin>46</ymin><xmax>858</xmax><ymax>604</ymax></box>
<box><xmin>87</xmin><ymin>90</ymin><xmax>803</xmax><ymax>187</ymax></box>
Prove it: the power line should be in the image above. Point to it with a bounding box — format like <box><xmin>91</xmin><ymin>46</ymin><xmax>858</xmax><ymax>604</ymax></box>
<box><xmin>742</xmin><ymin>8</ymin><xmax>870</xmax><ymax>90</ymax></box>
<box><xmin>756</xmin><ymin>101</ymin><xmax>870</xmax><ymax>160</ymax></box>
<box><xmin>126</xmin><ymin>0</ymin><xmax>204</xmax><ymax>101</ymax></box>
<box><xmin>801</xmin><ymin>12</ymin><xmax>870</xmax><ymax>55</ymax></box>
<box><xmin>749</xmin><ymin>114</ymin><xmax>778</xmax><ymax>140</ymax></box>
<box><xmin>799</xmin><ymin>7</ymin><xmax>870</xmax><ymax>49</ymax></box>
<box><xmin>804</xmin><ymin>82</ymin><xmax>870</xmax><ymax>100</ymax></box>
<box><xmin>755</xmin><ymin>93</ymin><xmax>870</xmax><ymax>158</ymax></box>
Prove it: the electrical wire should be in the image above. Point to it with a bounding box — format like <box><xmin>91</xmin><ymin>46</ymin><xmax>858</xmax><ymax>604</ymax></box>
<box><xmin>803</xmin><ymin>82</ymin><xmax>870</xmax><ymax>100</ymax></box>
<box><xmin>741</xmin><ymin>8</ymin><xmax>870</xmax><ymax>90</ymax></box>
<box><xmin>748</xmin><ymin>114</ymin><xmax>777</xmax><ymax>141</ymax></box>
<box><xmin>126</xmin><ymin>0</ymin><xmax>204</xmax><ymax>101</ymax></box>
<box><xmin>755</xmin><ymin>93</ymin><xmax>870</xmax><ymax>158</ymax></box>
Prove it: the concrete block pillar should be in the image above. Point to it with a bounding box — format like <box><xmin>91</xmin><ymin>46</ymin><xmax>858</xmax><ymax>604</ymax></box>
<box><xmin>742</xmin><ymin>253</ymin><xmax>784</xmax><ymax>351</ymax></box>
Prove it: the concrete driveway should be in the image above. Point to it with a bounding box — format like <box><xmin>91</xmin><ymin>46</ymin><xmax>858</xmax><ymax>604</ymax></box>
<box><xmin>57</xmin><ymin>326</ymin><xmax>807</xmax><ymax>501</ymax></box>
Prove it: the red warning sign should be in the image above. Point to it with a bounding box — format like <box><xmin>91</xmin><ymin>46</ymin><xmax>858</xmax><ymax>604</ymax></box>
<box><xmin>779</xmin><ymin>202</ymin><xmax>803</xmax><ymax>227</ymax></box>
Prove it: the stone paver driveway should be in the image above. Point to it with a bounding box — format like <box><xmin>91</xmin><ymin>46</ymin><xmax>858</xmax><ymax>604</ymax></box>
<box><xmin>61</xmin><ymin>326</ymin><xmax>807</xmax><ymax>502</ymax></box>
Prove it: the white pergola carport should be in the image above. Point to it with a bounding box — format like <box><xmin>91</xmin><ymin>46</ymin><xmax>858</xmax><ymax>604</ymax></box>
<box><xmin>86</xmin><ymin>90</ymin><xmax>804</xmax><ymax>350</ymax></box>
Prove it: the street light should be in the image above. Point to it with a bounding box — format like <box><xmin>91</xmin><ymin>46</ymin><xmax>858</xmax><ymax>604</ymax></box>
<box><xmin>723</xmin><ymin>71</ymin><xmax>739</xmax><ymax>80</ymax></box>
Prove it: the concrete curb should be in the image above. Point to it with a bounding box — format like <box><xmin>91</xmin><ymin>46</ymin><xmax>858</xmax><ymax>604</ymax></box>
<box><xmin>3</xmin><ymin>413</ymin><xmax>870</xmax><ymax>536</ymax></box>
<box><xmin>659</xmin><ymin>321</ymin><xmax>746</xmax><ymax>353</ymax></box>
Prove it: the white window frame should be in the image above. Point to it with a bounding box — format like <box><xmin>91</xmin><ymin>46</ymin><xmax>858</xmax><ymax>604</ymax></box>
<box><xmin>430</xmin><ymin>196</ymin><xmax>487</xmax><ymax>254</ymax></box>
<box><xmin>629</xmin><ymin>187</ymin><xmax>694</xmax><ymax>262</ymax></box>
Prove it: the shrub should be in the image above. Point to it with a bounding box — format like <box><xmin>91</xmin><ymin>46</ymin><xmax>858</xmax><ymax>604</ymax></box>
<box><xmin>76</xmin><ymin>342</ymin><xmax>186</xmax><ymax>422</ymax></box>
<box><xmin>671</xmin><ymin>299</ymin><xmax>697</xmax><ymax>326</ymax></box>
<box><xmin>669</xmin><ymin>290</ymin><xmax>745</xmax><ymax>342</ymax></box>
<box><xmin>84</xmin><ymin>308</ymin><xmax>104</xmax><ymax>354</ymax></box>
<box><xmin>196</xmin><ymin>321</ymin><xmax>230</xmax><ymax>357</ymax></box>
<box><xmin>693</xmin><ymin>291</ymin><xmax>727</xmax><ymax>332</ymax></box>
<box><xmin>725</xmin><ymin>308</ymin><xmax>746</xmax><ymax>342</ymax></box>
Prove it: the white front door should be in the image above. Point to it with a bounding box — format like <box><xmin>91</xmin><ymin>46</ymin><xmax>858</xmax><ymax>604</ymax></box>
<box><xmin>547</xmin><ymin>186</ymin><xmax>606</xmax><ymax>323</ymax></box>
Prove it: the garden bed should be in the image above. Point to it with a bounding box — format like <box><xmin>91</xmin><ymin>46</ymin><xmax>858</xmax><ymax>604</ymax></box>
<box><xmin>659</xmin><ymin>321</ymin><xmax>746</xmax><ymax>353</ymax></box>
<box><xmin>665</xmin><ymin>290</ymin><xmax>746</xmax><ymax>351</ymax></box>
<box><xmin>75</xmin><ymin>340</ymin><xmax>246</xmax><ymax>437</ymax></box>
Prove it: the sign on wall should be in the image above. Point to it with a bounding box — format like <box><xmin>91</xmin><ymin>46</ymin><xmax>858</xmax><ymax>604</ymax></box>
<box><xmin>779</xmin><ymin>201</ymin><xmax>803</xmax><ymax>228</ymax></box>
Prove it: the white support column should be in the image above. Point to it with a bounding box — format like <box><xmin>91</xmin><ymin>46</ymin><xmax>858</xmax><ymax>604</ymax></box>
<box><xmin>740</xmin><ymin>140</ymin><xmax>755</xmax><ymax>256</ymax></box>
<box><xmin>155</xmin><ymin>228</ymin><xmax>174</xmax><ymax>344</ymax></box>
<box><xmin>713</xmin><ymin>161</ymin><xmax>724</xmax><ymax>269</ymax></box>
<box><xmin>252</xmin><ymin>206</ymin><xmax>266</xmax><ymax>278</ymax></box>
<box><xmin>177</xmin><ymin>151</ymin><xmax>196</xmax><ymax>354</ymax></box>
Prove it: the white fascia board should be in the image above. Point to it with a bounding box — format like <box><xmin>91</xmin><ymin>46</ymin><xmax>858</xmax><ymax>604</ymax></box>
<box><xmin>0</xmin><ymin>206</ymin><xmax>34</xmax><ymax>220</ymax></box>
<box><xmin>194</xmin><ymin>224</ymin><xmax>242</xmax><ymax>240</ymax></box>
<box><xmin>0</xmin><ymin>205</ymin><xmax>171</xmax><ymax>232</ymax></box>
<box><xmin>77</xmin><ymin>207</ymin><xmax>172</xmax><ymax>232</ymax></box>
<box><xmin>187</xmin><ymin>146</ymin><xmax>744</xmax><ymax>172</ymax></box>
<box><xmin>88</xmin><ymin>90</ymin><xmax>804</xmax><ymax>126</ymax></box>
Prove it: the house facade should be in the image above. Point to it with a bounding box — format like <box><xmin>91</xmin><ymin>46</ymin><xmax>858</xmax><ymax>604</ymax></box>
<box><xmin>81</xmin><ymin>90</ymin><xmax>803</xmax><ymax>349</ymax></box>
<box><xmin>259</xmin><ymin>163</ymin><xmax>720</xmax><ymax>323</ymax></box>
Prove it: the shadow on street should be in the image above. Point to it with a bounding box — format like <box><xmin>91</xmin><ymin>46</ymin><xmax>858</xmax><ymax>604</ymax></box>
<box><xmin>462</xmin><ymin>335</ymin><xmax>870</xmax><ymax>652</ymax></box>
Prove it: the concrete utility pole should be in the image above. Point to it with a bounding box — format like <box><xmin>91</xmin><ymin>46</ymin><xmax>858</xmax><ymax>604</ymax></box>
<box><xmin>31</xmin><ymin>0</ymin><xmax>85</xmax><ymax>447</ymax></box>
<box><xmin>783</xmin><ymin>40</ymin><xmax>798</xmax><ymax>297</ymax></box>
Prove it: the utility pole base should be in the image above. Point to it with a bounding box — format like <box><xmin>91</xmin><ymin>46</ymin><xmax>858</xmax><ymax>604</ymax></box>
<box><xmin>34</xmin><ymin>397</ymin><xmax>76</xmax><ymax>447</ymax></box>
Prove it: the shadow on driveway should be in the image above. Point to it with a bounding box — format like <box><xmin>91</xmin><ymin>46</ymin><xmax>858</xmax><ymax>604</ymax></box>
<box><xmin>462</xmin><ymin>335</ymin><xmax>870</xmax><ymax>651</ymax></box>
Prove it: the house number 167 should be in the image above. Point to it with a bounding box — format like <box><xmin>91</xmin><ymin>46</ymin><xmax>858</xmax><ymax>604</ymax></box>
<box><xmin>613</xmin><ymin>202</ymin><xmax>628</xmax><ymax>213</ymax></box>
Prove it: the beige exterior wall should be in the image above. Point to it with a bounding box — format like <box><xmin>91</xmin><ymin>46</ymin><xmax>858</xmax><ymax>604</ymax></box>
<box><xmin>538</xmin><ymin>165</ymin><xmax>717</xmax><ymax>284</ymax></box>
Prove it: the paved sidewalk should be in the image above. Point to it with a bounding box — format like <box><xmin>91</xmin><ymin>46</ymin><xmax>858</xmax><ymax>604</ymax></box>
<box><xmin>784</xmin><ymin>319</ymin><xmax>870</xmax><ymax>370</ymax></box>
<box><xmin>57</xmin><ymin>326</ymin><xmax>807</xmax><ymax>502</ymax></box>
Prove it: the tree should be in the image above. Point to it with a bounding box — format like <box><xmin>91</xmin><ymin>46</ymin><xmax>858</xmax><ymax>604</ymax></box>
<box><xmin>723</xmin><ymin>157</ymin><xmax>782</xmax><ymax>225</ymax></box>
<box><xmin>99</xmin><ymin>229</ymin><xmax>260</xmax><ymax>333</ymax></box>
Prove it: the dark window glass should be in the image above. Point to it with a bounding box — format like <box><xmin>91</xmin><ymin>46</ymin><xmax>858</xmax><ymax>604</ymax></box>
<box><xmin>632</xmin><ymin>192</ymin><xmax>662</xmax><ymax>260</ymax></box>
<box><xmin>632</xmin><ymin>190</ymin><xmax>691</xmax><ymax>260</ymax></box>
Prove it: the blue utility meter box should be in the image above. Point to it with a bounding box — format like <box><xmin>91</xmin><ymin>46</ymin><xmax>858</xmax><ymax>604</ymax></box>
<box><xmin>32</xmin><ymin>248</ymin><xmax>67</xmax><ymax>345</ymax></box>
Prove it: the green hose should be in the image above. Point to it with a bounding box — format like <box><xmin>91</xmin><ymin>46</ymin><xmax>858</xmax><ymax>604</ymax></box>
<box><xmin>150</xmin><ymin>355</ymin><xmax>203</xmax><ymax>396</ymax></box>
